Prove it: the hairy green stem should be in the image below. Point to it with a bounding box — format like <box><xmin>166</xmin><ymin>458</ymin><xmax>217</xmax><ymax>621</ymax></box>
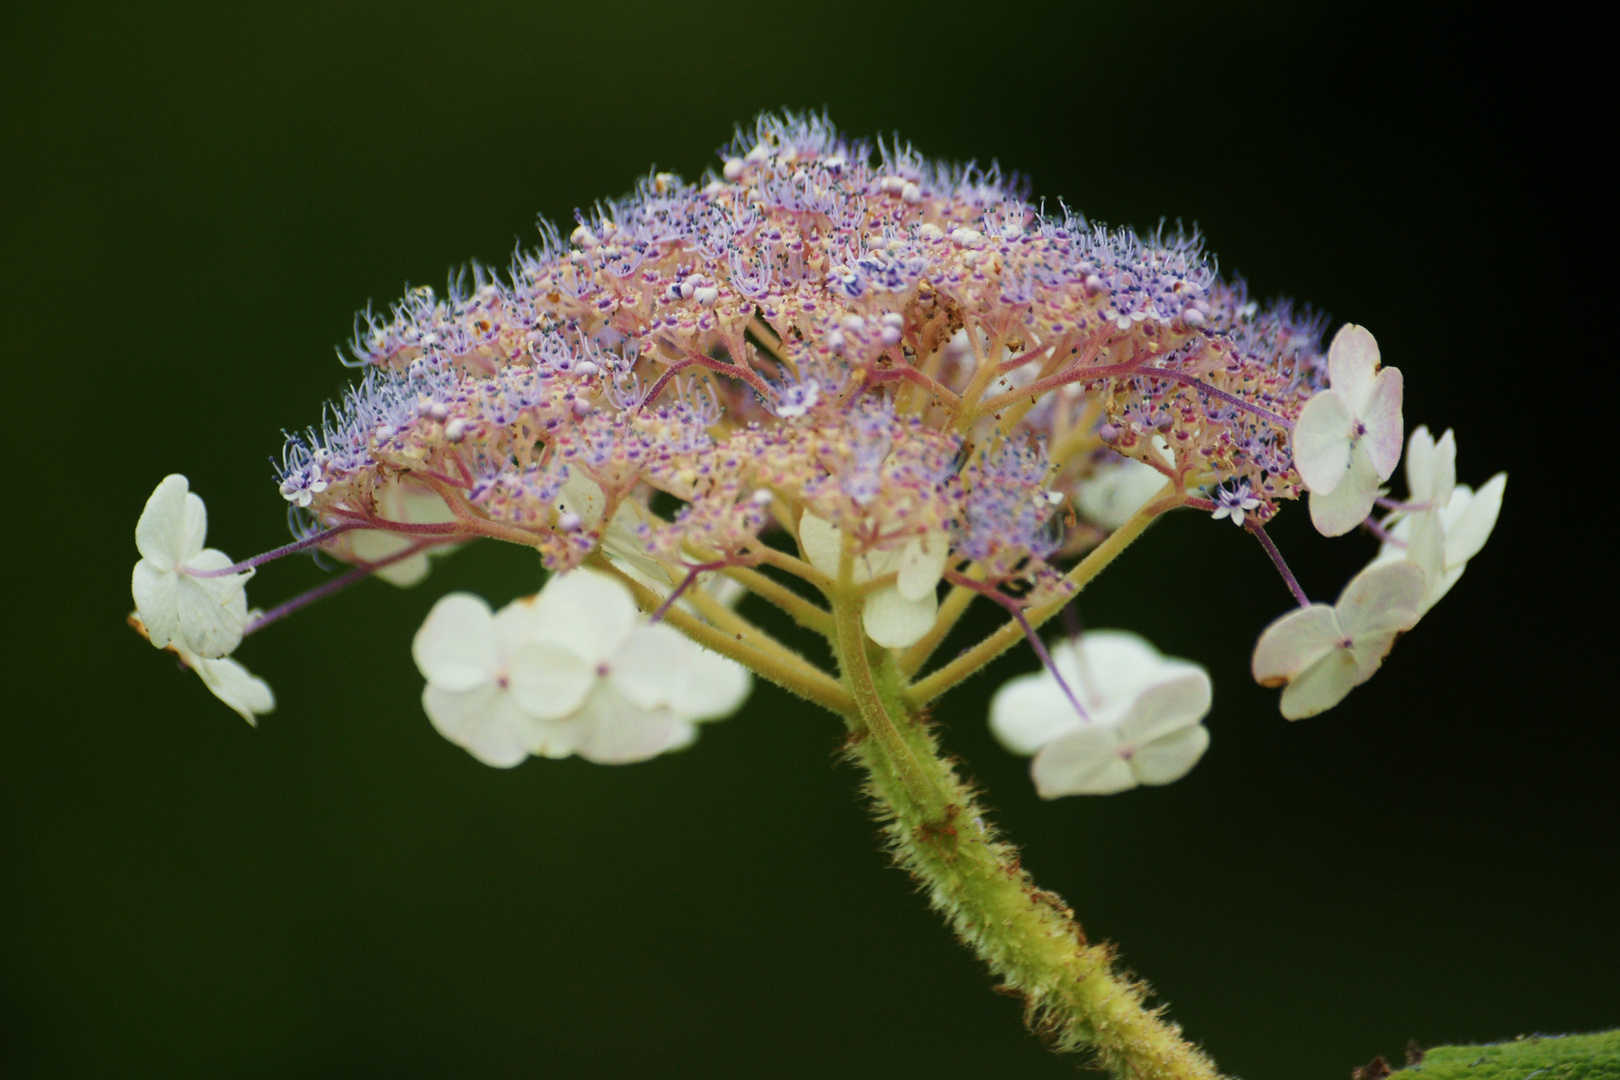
<box><xmin>832</xmin><ymin>616</ymin><xmax>1224</xmax><ymax>1077</ymax></box>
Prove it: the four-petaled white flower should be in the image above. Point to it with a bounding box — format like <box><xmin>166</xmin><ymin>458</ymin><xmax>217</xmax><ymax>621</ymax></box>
<box><xmin>129</xmin><ymin>612</ymin><xmax>275</xmax><ymax>726</ymax></box>
<box><xmin>1293</xmin><ymin>325</ymin><xmax>1405</xmax><ymax>537</ymax></box>
<box><xmin>990</xmin><ymin>631</ymin><xmax>1213</xmax><ymax>797</ymax></box>
<box><xmin>798</xmin><ymin>512</ymin><xmax>949</xmax><ymax>648</ymax></box>
<box><xmin>132</xmin><ymin>474</ymin><xmax>252</xmax><ymax>659</ymax></box>
<box><xmin>1251</xmin><ymin>561</ymin><xmax>1426</xmax><ymax>720</ymax></box>
<box><xmin>412</xmin><ymin>569</ymin><xmax>750</xmax><ymax>768</ymax></box>
<box><xmin>1367</xmin><ymin>426</ymin><xmax>1506</xmax><ymax>617</ymax></box>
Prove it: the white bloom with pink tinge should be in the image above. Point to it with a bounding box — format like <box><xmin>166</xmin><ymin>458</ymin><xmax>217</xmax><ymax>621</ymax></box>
<box><xmin>1293</xmin><ymin>325</ymin><xmax>1405</xmax><ymax>537</ymax></box>
<box><xmin>1252</xmin><ymin>561</ymin><xmax>1426</xmax><ymax>720</ymax></box>
<box><xmin>412</xmin><ymin>569</ymin><xmax>750</xmax><ymax>768</ymax></box>
<box><xmin>991</xmin><ymin>631</ymin><xmax>1212</xmax><ymax>797</ymax></box>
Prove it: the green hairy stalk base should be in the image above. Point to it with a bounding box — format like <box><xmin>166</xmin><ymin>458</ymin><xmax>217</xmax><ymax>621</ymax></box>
<box><xmin>829</xmin><ymin>585</ymin><xmax>1223</xmax><ymax>1079</ymax></box>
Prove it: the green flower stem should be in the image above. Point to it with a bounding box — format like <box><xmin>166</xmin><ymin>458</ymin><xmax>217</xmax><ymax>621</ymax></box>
<box><xmin>832</xmin><ymin>588</ymin><xmax>1223</xmax><ymax>1078</ymax></box>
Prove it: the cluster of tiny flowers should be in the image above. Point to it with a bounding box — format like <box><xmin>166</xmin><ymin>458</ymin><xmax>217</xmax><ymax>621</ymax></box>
<box><xmin>129</xmin><ymin>112</ymin><xmax>1503</xmax><ymax>793</ymax></box>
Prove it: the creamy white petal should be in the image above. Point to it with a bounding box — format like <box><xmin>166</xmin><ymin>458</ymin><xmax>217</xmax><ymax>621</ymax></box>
<box><xmin>421</xmin><ymin>683</ymin><xmax>533</xmax><ymax>768</ymax></box>
<box><xmin>412</xmin><ymin>593</ymin><xmax>498</xmax><ymax>692</ymax></box>
<box><xmin>1335</xmin><ymin>561</ymin><xmax>1425</xmax><ymax>639</ymax></box>
<box><xmin>1114</xmin><ymin>671</ymin><xmax>1212</xmax><ymax>748</ymax></box>
<box><xmin>1128</xmin><ymin>724</ymin><xmax>1210</xmax><ymax>787</ymax></box>
<box><xmin>505</xmin><ymin>640</ymin><xmax>597</xmax><ymax>720</ymax></box>
<box><xmin>1405</xmin><ymin>426</ymin><xmax>1457</xmax><ymax>509</ymax></box>
<box><xmin>797</xmin><ymin>511</ymin><xmax>843</xmax><ymax>578</ymax></box>
<box><xmin>1442</xmin><ymin>473</ymin><xmax>1505</xmax><ymax>567</ymax></box>
<box><xmin>988</xmin><ymin>671</ymin><xmax>1086</xmax><ymax>755</ymax></box>
<box><xmin>189</xmin><ymin>654</ymin><xmax>275</xmax><ymax>726</ymax></box>
<box><xmin>135</xmin><ymin>474</ymin><xmax>205</xmax><ymax>568</ymax></box>
<box><xmin>609</xmin><ymin>623</ymin><xmax>692</xmax><ymax>710</ymax></box>
<box><xmin>1252</xmin><ymin>604</ymin><xmax>1343</xmax><ymax>686</ymax></box>
<box><xmin>1347</xmin><ymin>629</ymin><xmax>1401</xmax><ymax>685</ymax></box>
<box><xmin>571</xmin><ymin>683</ymin><xmax>677</xmax><ymax>765</ymax></box>
<box><xmin>1359</xmin><ymin>367</ymin><xmax>1405</xmax><ymax>481</ymax></box>
<box><xmin>660</xmin><ymin>720</ymin><xmax>701</xmax><ymax>754</ymax></box>
<box><xmin>1405</xmin><ymin>507</ymin><xmax>1446</xmax><ymax>590</ymax></box>
<box><xmin>862</xmin><ymin>585</ymin><xmax>936</xmax><ymax>648</ymax></box>
<box><xmin>1075</xmin><ymin>457</ymin><xmax>1169</xmax><ymax>531</ymax></box>
<box><xmin>896</xmin><ymin>532</ymin><xmax>949</xmax><ymax>602</ymax></box>
<box><xmin>1053</xmin><ymin>631</ymin><xmax>1174</xmax><ymax>715</ymax></box>
<box><xmin>557</xmin><ymin>473</ymin><xmax>607</xmax><ymax>527</ymax></box>
<box><xmin>1308</xmin><ymin>445</ymin><xmax>1381</xmax><ymax>536</ymax></box>
<box><xmin>1278</xmin><ymin>648</ymin><xmax>1362</xmax><ymax>719</ymax></box>
<box><xmin>1293</xmin><ymin>390</ymin><xmax>1354</xmax><ymax>495</ymax></box>
<box><xmin>529</xmin><ymin>569</ymin><xmax>637</xmax><ymax>662</ymax></box>
<box><xmin>668</xmin><ymin>644</ymin><xmax>751</xmax><ymax>722</ymax></box>
<box><xmin>170</xmin><ymin>568</ymin><xmax>250</xmax><ymax>659</ymax></box>
<box><xmin>1326</xmin><ymin>324</ymin><xmax>1380</xmax><ymax>414</ymax></box>
<box><xmin>1031</xmin><ymin>726</ymin><xmax>1137</xmax><ymax>797</ymax></box>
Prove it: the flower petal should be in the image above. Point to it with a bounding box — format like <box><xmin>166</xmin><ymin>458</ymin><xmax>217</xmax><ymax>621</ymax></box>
<box><xmin>989</xmin><ymin>670</ymin><xmax>1086</xmax><ymax>755</ymax></box>
<box><xmin>1252</xmin><ymin>604</ymin><xmax>1343</xmax><ymax>686</ymax></box>
<box><xmin>862</xmin><ymin>585</ymin><xmax>936</xmax><ymax>648</ymax></box>
<box><xmin>1128</xmin><ymin>724</ymin><xmax>1210</xmax><ymax>787</ymax></box>
<box><xmin>505</xmin><ymin>640</ymin><xmax>597</xmax><ymax>720</ymax></box>
<box><xmin>135</xmin><ymin>474</ymin><xmax>205</xmax><ymax>568</ymax></box>
<box><xmin>422</xmin><ymin>683</ymin><xmax>533</xmax><ymax>768</ymax></box>
<box><xmin>1054</xmin><ymin>630</ymin><xmax>1177</xmax><ymax>716</ymax></box>
<box><xmin>1359</xmin><ymin>367</ymin><xmax>1405</xmax><ymax>481</ymax></box>
<box><xmin>1278</xmin><ymin>649</ymin><xmax>1361</xmax><ymax>720</ymax></box>
<box><xmin>797</xmin><ymin>511</ymin><xmax>843</xmax><ymax>578</ymax></box>
<box><xmin>1115</xmin><ymin>670</ymin><xmax>1212</xmax><ymax>748</ymax></box>
<box><xmin>1308</xmin><ymin>445</ymin><xmax>1381</xmax><ymax>536</ymax></box>
<box><xmin>571</xmin><ymin>683</ymin><xmax>677</xmax><ymax>765</ymax></box>
<box><xmin>1442</xmin><ymin>473</ymin><xmax>1505</xmax><ymax>568</ymax></box>
<box><xmin>412</xmin><ymin>593</ymin><xmax>497</xmax><ymax>692</ymax></box>
<box><xmin>1293</xmin><ymin>390</ymin><xmax>1354</xmax><ymax>495</ymax></box>
<box><xmin>189</xmin><ymin>654</ymin><xmax>275</xmax><ymax>725</ymax></box>
<box><xmin>1326</xmin><ymin>324</ymin><xmax>1380</xmax><ymax>413</ymax></box>
<box><xmin>608</xmin><ymin>623</ymin><xmax>692</xmax><ymax>710</ymax></box>
<box><xmin>170</xmin><ymin>550</ymin><xmax>249</xmax><ymax>658</ymax></box>
<box><xmin>669</xmin><ymin>643</ymin><xmax>752</xmax><ymax>721</ymax></box>
<box><xmin>1075</xmin><ymin>457</ymin><xmax>1169</xmax><ymax>531</ymax></box>
<box><xmin>132</xmin><ymin>561</ymin><xmax>182</xmax><ymax>650</ymax></box>
<box><xmin>896</xmin><ymin>532</ymin><xmax>949</xmax><ymax>602</ymax></box>
<box><xmin>529</xmin><ymin>569</ymin><xmax>637</xmax><ymax>663</ymax></box>
<box><xmin>1031</xmin><ymin>726</ymin><xmax>1137</xmax><ymax>797</ymax></box>
<box><xmin>1336</xmin><ymin>560</ymin><xmax>1425</xmax><ymax>639</ymax></box>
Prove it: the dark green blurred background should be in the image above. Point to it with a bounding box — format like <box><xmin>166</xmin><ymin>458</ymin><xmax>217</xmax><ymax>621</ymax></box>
<box><xmin>1</xmin><ymin>2</ymin><xmax>1609</xmax><ymax>1077</ymax></box>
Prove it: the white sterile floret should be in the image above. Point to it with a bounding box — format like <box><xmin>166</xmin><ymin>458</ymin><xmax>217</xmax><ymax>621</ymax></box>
<box><xmin>1369</xmin><ymin>427</ymin><xmax>1506</xmax><ymax>615</ymax></box>
<box><xmin>131</xmin><ymin>474</ymin><xmax>252</xmax><ymax>659</ymax></box>
<box><xmin>1251</xmin><ymin>561</ymin><xmax>1426</xmax><ymax>720</ymax></box>
<box><xmin>412</xmin><ymin>570</ymin><xmax>750</xmax><ymax>768</ymax></box>
<box><xmin>1293</xmin><ymin>325</ymin><xmax>1405</xmax><ymax>537</ymax></box>
<box><xmin>990</xmin><ymin>631</ymin><xmax>1212</xmax><ymax>798</ymax></box>
<box><xmin>341</xmin><ymin>476</ymin><xmax>460</xmax><ymax>586</ymax></box>
<box><xmin>129</xmin><ymin>612</ymin><xmax>275</xmax><ymax>725</ymax></box>
<box><xmin>798</xmin><ymin>512</ymin><xmax>948</xmax><ymax>648</ymax></box>
<box><xmin>1074</xmin><ymin>449</ymin><xmax>1171</xmax><ymax>531</ymax></box>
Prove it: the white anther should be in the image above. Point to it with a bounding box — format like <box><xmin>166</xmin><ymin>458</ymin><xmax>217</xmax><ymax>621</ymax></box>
<box><xmin>880</xmin><ymin>176</ymin><xmax>906</xmax><ymax>194</ymax></box>
<box><xmin>570</xmin><ymin>224</ymin><xmax>598</xmax><ymax>249</ymax></box>
<box><xmin>918</xmin><ymin>223</ymin><xmax>945</xmax><ymax>241</ymax></box>
<box><xmin>375</xmin><ymin>425</ymin><xmax>394</xmax><ymax>441</ymax></box>
<box><xmin>880</xmin><ymin>326</ymin><xmax>902</xmax><ymax>346</ymax></box>
<box><xmin>826</xmin><ymin>329</ymin><xmax>846</xmax><ymax>353</ymax></box>
<box><xmin>571</xmin><ymin>398</ymin><xmax>593</xmax><ymax>418</ymax></box>
<box><xmin>745</xmin><ymin>144</ymin><xmax>770</xmax><ymax>163</ymax></box>
<box><xmin>750</xmin><ymin>489</ymin><xmax>775</xmax><ymax>507</ymax></box>
<box><xmin>1182</xmin><ymin>308</ymin><xmax>1206</xmax><ymax>327</ymax></box>
<box><xmin>824</xmin><ymin>154</ymin><xmax>846</xmax><ymax>172</ymax></box>
<box><xmin>429</xmin><ymin>402</ymin><xmax>450</xmax><ymax>420</ymax></box>
<box><xmin>880</xmin><ymin>312</ymin><xmax>905</xmax><ymax>328</ymax></box>
<box><xmin>722</xmin><ymin>158</ymin><xmax>745</xmax><ymax>181</ymax></box>
<box><xmin>1044</xmin><ymin>490</ymin><xmax>1065</xmax><ymax>505</ymax></box>
<box><xmin>901</xmin><ymin>182</ymin><xmax>922</xmax><ymax>204</ymax></box>
<box><xmin>444</xmin><ymin>419</ymin><xmax>467</xmax><ymax>443</ymax></box>
<box><xmin>950</xmin><ymin>228</ymin><xmax>984</xmax><ymax>247</ymax></box>
<box><xmin>575</xmin><ymin>360</ymin><xmax>600</xmax><ymax>377</ymax></box>
<box><xmin>556</xmin><ymin>511</ymin><xmax>582</xmax><ymax>533</ymax></box>
<box><xmin>1085</xmin><ymin>274</ymin><xmax>1105</xmax><ymax>293</ymax></box>
<box><xmin>693</xmin><ymin>286</ymin><xmax>719</xmax><ymax>307</ymax></box>
<box><xmin>841</xmin><ymin>315</ymin><xmax>866</xmax><ymax>333</ymax></box>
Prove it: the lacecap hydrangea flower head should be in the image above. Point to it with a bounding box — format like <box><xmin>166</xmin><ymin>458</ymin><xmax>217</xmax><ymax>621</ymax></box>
<box><xmin>126</xmin><ymin>112</ymin><xmax>1504</xmax><ymax>1078</ymax></box>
